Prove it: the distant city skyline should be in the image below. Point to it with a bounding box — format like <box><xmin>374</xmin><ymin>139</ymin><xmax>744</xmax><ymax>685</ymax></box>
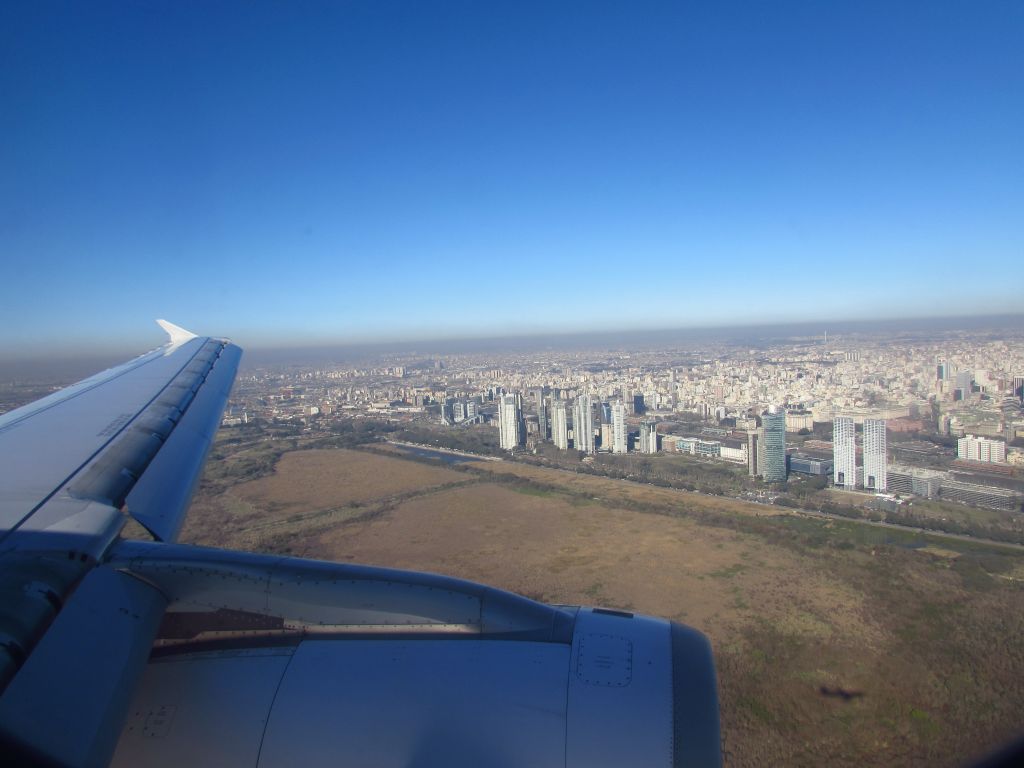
<box><xmin>2</xmin><ymin>3</ymin><xmax>1022</xmax><ymax>356</ymax></box>
<box><xmin>2</xmin><ymin>311</ymin><xmax>1024</xmax><ymax>367</ymax></box>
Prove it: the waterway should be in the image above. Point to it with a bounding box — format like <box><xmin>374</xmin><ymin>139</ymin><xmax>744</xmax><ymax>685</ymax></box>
<box><xmin>388</xmin><ymin>444</ymin><xmax>485</xmax><ymax>466</ymax></box>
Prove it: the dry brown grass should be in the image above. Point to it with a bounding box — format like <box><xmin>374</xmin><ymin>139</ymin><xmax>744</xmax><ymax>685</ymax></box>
<box><xmin>180</xmin><ymin>449</ymin><xmax>465</xmax><ymax>550</ymax></box>
<box><xmin>466</xmin><ymin>459</ymin><xmax>770</xmax><ymax>517</ymax></box>
<box><xmin>236</xmin><ymin>448</ymin><xmax>464</xmax><ymax>511</ymax></box>
<box><xmin>312</xmin><ymin>481</ymin><xmax>881</xmax><ymax>651</ymax></box>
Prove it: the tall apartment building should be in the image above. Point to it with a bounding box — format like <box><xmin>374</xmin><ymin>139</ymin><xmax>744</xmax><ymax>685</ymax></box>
<box><xmin>760</xmin><ymin>412</ymin><xmax>787</xmax><ymax>482</ymax></box>
<box><xmin>533</xmin><ymin>388</ymin><xmax>548</xmax><ymax>439</ymax></box>
<box><xmin>747</xmin><ymin>429</ymin><xmax>761</xmax><ymax>477</ymax></box>
<box><xmin>833</xmin><ymin>416</ymin><xmax>856</xmax><ymax>488</ymax></box>
<box><xmin>863</xmin><ymin>418</ymin><xmax>887</xmax><ymax>491</ymax></box>
<box><xmin>574</xmin><ymin>394</ymin><xmax>595</xmax><ymax>454</ymax></box>
<box><xmin>498</xmin><ymin>393</ymin><xmax>522</xmax><ymax>451</ymax></box>
<box><xmin>552</xmin><ymin>399</ymin><xmax>569</xmax><ymax>450</ymax></box>
<box><xmin>611</xmin><ymin>400</ymin><xmax>628</xmax><ymax>454</ymax></box>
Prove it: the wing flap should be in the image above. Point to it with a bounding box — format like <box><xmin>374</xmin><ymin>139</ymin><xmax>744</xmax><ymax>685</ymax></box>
<box><xmin>126</xmin><ymin>343</ymin><xmax>242</xmax><ymax>541</ymax></box>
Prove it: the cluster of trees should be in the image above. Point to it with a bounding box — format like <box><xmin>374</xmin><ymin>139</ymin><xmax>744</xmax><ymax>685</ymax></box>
<box><xmin>885</xmin><ymin>507</ymin><xmax>1024</xmax><ymax>545</ymax></box>
<box><xmin>202</xmin><ymin>444</ymin><xmax>284</xmax><ymax>489</ymax></box>
<box><xmin>533</xmin><ymin>451</ymin><xmax>760</xmax><ymax>497</ymax></box>
<box><xmin>324</xmin><ymin>419</ymin><xmax>398</xmax><ymax>447</ymax></box>
<box><xmin>392</xmin><ymin>424</ymin><xmax>504</xmax><ymax>457</ymax></box>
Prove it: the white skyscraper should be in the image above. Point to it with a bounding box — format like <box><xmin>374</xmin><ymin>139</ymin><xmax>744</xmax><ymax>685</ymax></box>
<box><xmin>573</xmin><ymin>394</ymin><xmax>595</xmax><ymax>453</ymax></box>
<box><xmin>833</xmin><ymin>416</ymin><xmax>856</xmax><ymax>488</ymax></box>
<box><xmin>552</xmin><ymin>399</ymin><xmax>569</xmax><ymax>450</ymax></box>
<box><xmin>611</xmin><ymin>400</ymin><xmax>628</xmax><ymax>454</ymax></box>
<box><xmin>498</xmin><ymin>394</ymin><xmax>522</xmax><ymax>451</ymax></box>
<box><xmin>863</xmin><ymin>418</ymin><xmax>887</xmax><ymax>491</ymax></box>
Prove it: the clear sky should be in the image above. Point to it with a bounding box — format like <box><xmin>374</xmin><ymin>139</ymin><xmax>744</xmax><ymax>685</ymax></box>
<box><xmin>1</xmin><ymin>1</ymin><xmax>1022</xmax><ymax>356</ymax></box>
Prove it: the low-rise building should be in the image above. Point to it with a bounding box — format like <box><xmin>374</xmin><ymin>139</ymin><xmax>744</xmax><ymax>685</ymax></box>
<box><xmin>940</xmin><ymin>479</ymin><xmax>1021</xmax><ymax>511</ymax></box>
<box><xmin>785</xmin><ymin>412</ymin><xmax>814</xmax><ymax>432</ymax></box>
<box><xmin>957</xmin><ymin>434</ymin><xmax>1007</xmax><ymax>464</ymax></box>
<box><xmin>789</xmin><ymin>454</ymin><xmax>833</xmax><ymax>476</ymax></box>
<box><xmin>886</xmin><ymin>464</ymin><xmax>945</xmax><ymax>498</ymax></box>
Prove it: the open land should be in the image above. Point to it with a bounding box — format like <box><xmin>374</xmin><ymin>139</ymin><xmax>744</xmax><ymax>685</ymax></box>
<box><xmin>180</xmin><ymin>444</ymin><xmax>1024</xmax><ymax>768</ymax></box>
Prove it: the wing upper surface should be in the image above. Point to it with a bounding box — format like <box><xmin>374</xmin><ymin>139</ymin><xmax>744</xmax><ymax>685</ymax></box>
<box><xmin>0</xmin><ymin>332</ymin><xmax>241</xmax><ymax>548</ymax></box>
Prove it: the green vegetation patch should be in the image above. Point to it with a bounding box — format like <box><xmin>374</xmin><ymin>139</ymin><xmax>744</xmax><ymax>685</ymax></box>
<box><xmin>909</xmin><ymin>707</ymin><xmax>940</xmax><ymax>737</ymax></box>
<box><xmin>709</xmin><ymin>563</ymin><xmax>747</xmax><ymax>579</ymax></box>
<box><xmin>737</xmin><ymin>694</ymin><xmax>775</xmax><ymax>725</ymax></box>
<box><xmin>508</xmin><ymin>484</ymin><xmax>557</xmax><ymax>498</ymax></box>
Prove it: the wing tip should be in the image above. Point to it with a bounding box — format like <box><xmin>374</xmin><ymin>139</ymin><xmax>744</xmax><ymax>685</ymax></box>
<box><xmin>156</xmin><ymin>319</ymin><xmax>199</xmax><ymax>346</ymax></box>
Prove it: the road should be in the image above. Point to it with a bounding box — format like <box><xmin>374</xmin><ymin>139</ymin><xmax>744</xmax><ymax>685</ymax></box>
<box><xmin>789</xmin><ymin>505</ymin><xmax>1024</xmax><ymax>552</ymax></box>
<box><xmin>385</xmin><ymin>440</ymin><xmax>503</xmax><ymax>462</ymax></box>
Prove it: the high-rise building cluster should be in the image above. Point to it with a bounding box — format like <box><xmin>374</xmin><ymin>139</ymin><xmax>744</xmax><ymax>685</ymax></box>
<box><xmin>832</xmin><ymin>416</ymin><xmax>887</xmax><ymax>491</ymax></box>
<box><xmin>522</xmin><ymin>392</ymin><xmax>793</xmax><ymax>482</ymax></box>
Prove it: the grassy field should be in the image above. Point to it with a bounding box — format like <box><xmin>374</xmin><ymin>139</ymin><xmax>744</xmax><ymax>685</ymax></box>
<box><xmin>181</xmin><ymin>445</ymin><xmax>1024</xmax><ymax>767</ymax></box>
<box><xmin>180</xmin><ymin>448</ymin><xmax>468</xmax><ymax>551</ymax></box>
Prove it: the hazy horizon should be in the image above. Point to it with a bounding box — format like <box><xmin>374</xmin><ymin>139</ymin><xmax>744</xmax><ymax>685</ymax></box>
<box><xmin>3</xmin><ymin>311</ymin><xmax>1022</xmax><ymax>382</ymax></box>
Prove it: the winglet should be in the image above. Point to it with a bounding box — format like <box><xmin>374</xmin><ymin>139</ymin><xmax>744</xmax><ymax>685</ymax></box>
<box><xmin>156</xmin><ymin>319</ymin><xmax>198</xmax><ymax>346</ymax></box>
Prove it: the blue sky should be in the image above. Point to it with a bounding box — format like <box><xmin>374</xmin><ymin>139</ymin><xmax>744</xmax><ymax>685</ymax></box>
<box><xmin>1</xmin><ymin>1</ymin><xmax>1022</xmax><ymax>355</ymax></box>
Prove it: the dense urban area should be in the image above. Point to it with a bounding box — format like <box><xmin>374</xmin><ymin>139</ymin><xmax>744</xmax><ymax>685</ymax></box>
<box><xmin>203</xmin><ymin>325</ymin><xmax>1024</xmax><ymax>546</ymax></box>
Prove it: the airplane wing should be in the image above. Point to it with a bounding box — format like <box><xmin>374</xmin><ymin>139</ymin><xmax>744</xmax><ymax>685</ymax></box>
<box><xmin>0</xmin><ymin>324</ymin><xmax>721</xmax><ymax>767</ymax></box>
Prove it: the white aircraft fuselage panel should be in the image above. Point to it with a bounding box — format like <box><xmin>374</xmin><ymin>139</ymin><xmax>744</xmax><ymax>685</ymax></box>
<box><xmin>111</xmin><ymin>647</ymin><xmax>294</xmax><ymax>768</ymax></box>
<box><xmin>262</xmin><ymin>639</ymin><xmax>569</xmax><ymax>767</ymax></box>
